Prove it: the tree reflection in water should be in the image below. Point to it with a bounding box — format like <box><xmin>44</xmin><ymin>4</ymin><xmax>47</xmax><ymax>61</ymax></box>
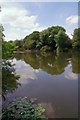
<box><xmin>2</xmin><ymin>51</ymin><xmax>79</xmax><ymax>100</ymax></box>
<box><xmin>15</xmin><ymin>51</ymin><xmax>80</xmax><ymax>75</ymax></box>
<box><xmin>71</xmin><ymin>51</ymin><xmax>80</xmax><ymax>73</ymax></box>
<box><xmin>2</xmin><ymin>61</ymin><xmax>20</xmax><ymax>100</ymax></box>
<box><xmin>2</xmin><ymin>51</ymin><xmax>79</xmax><ymax>118</ymax></box>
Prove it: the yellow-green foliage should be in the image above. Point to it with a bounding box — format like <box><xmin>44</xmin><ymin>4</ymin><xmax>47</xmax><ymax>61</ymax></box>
<box><xmin>40</xmin><ymin>45</ymin><xmax>50</xmax><ymax>52</ymax></box>
<box><xmin>24</xmin><ymin>39</ymin><xmax>35</xmax><ymax>49</ymax></box>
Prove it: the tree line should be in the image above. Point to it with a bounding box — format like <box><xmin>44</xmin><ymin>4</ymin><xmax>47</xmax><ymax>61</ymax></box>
<box><xmin>14</xmin><ymin>26</ymin><xmax>80</xmax><ymax>52</ymax></box>
<box><xmin>1</xmin><ymin>25</ymin><xmax>80</xmax><ymax>56</ymax></box>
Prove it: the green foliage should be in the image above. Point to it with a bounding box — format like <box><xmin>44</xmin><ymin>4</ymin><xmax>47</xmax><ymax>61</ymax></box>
<box><xmin>0</xmin><ymin>24</ymin><xmax>4</xmax><ymax>41</ymax></box>
<box><xmin>72</xmin><ymin>41</ymin><xmax>80</xmax><ymax>49</ymax></box>
<box><xmin>2</xmin><ymin>61</ymin><xmax>20</xmax><ymax>96</ymax></box>
<box><xmin>72</xmin><ymin>28</ymin><xmax>80</xmax><ymax>41</ymax></box>
<box><xmin>2</xmin><ymin>97</ymin><xmax>46</xmax><ymax>120</ymax></box>
<box><xmin>72</xmin><ymin>28</ymin><xmax>80</xmax><ymax>49</ymax></box>
<box><xmin>4</xmin><ymin>26</ymin><xmax>73</xmax><ymax>52</ymax></box>
<box><xmin>40</xmin><ymin>45</ymin><xmax>51</xmax><ymax>52</ymax></box>
<box><xmin>24</xmin><ymin>31</ymin><xmax>40</xmax><ymax>50</ymax></box>
<box><xmin>23</xmin><ymin>26</ymin><xmax>67</xmax><ymax>51</ymax></box>
<box><xmin>2</xmin><ymin>30</ymin><xmax>20</xmax><ymax>97</ymax></box>
<box><xmin>24</xmin><ymin>39</ymin><xmax>36</xmax><ymax>50</ymax></box>
<box><xmin>14</xmin><ymin>39</ymin><xmax>25</xmax><ymax>51</ymax></box>
<box><xmin>2</xmin><ymin>41</ymin><xmax>17</xmax><ymax>59</ymax></box>
<box><xmin>54</xmin><ymin>30</ymin><xmax>70</xmax><ymax>52</ymax></box>
<box><xmin>1</xmin><ymin>24</ymin><xmax>80</xmax><ymax>54</ymax></box>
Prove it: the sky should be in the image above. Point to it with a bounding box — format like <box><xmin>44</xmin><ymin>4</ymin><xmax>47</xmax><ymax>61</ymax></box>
<box><xmin>0</xmin><ymin>2</ymin><xmax>78</xmax><ymax>41</ymax></box>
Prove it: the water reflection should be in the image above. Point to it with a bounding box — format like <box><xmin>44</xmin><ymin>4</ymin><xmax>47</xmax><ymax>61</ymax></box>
<box><xmin>2</xmin><ymin>61</ymin><xmax>20</xmax><ymax>100</ymax></box>
<box><xmin>3</xmin><ymin>51</ymin><xmax>79</xmax><ymax>118</ymax></box>
<box><xmin>13</xmin><ymin>59</ymin><xmax>37</xmax><ymax>85</ymax></box>
<box><xmin>15</xmin><ymin>51</ymin><xmax>80</xmax><ymax>75</ymax></box>
<box><xmin>41</xmin><ymin>102</ymin><xmax>55</xmax><ymax>117</ymax></box>
<box><xmin>71</xmin><ymin>51</ymin><xmax>80</xmax><ymax>73</ymax></box>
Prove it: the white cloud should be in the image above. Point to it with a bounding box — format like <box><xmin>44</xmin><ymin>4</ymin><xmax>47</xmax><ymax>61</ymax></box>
<box><xmin>66</xmin><ymin>32</ymin><xmax>73</xmax><ymax>39</ymax></box>
<box><xmin>66</xmin><ymin>15</ymin><xmax>79</xmax><ymax>25</ymax></box>
<box><xmin>0</xmin><ymin>5</ymin><xmax>45</xmax><ymax>41</ymax></box>
<box><xmin>64</xmin><ymin>72</ymin><xmax>78</xmax><ymax>80</ymax></box>
<box><xmin>0</xmin><ymin>7</ymin><xmax>29</xmax><ymax>23</ymax></box>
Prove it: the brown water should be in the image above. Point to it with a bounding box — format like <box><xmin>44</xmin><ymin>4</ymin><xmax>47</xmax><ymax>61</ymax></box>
<box><xmin>3</xmin><ymin>51</ymin><xmax>80</xmax><ymax>118</ymax></box>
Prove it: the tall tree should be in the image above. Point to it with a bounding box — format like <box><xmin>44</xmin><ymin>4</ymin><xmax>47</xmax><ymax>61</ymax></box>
<box><xmin>72</xmin><ymin>28</ymin><xmax>80</xmax><ymax>49</ymax></box>
<box><xmin>54</xmin><ymin>30</ymin><xmax>70</xmax><ymax>52</ymax></box>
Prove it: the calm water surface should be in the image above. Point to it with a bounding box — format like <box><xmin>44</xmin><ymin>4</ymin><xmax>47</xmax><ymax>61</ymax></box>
<box><xmin>3</xmin><ymin>51</ymin><xmax>80</xmax><ymax>118</ymax></box>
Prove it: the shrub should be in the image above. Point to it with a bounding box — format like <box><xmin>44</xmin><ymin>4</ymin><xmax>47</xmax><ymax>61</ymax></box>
<box><xmin>2</xmin><ymin>97</ymin><xmax>46</xmax><ymax>120</ymax></box>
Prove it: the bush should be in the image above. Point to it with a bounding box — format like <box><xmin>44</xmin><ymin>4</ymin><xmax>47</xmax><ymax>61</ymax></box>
<box><xmin>72</xmin><ymin>41</ymin><xmax>80</xmax><ymax>50</ymax></box>
<box><xmin>2</xmin><ymin>97</ymin><xmax>46</xmax><ymax>120</ymax></box>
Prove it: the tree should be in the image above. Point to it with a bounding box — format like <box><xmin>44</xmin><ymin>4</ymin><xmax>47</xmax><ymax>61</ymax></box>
<box><xmin>40</xmin><ymin>30</ymin><xmax>49</xmax><ymax>46</ymax></box>
<box><xmin>14</xmin><ymin>39</ymin><xmax>24</xmax><ymax>51</ymax></box>
<box><xmin>39</xmin><ymin>26</ymin><xmax>66</xmax><ymax>51</ymax></box>
<box><xmin>2</xmin><ymin>41</ymin><xmax>17</xmax><ymax>59</ymax></box>
<box><xmin>0</xmin><ymin>24</ymin><xmax>4</xmax><ymax>40</ymax></box>
<box><xmin>24</xmin><ymin>31</ymin><xmax>40</xmax><ymax>50</ymax></box>
<box><xmin>54</xmin><ymin>30</ymin><xmax>70</xmax><ymax>52</ymax></box>
<box><xmin>72</xmin><ymin>28</ymin><xmax>80</xmax><ymax>49</ymax></box>
<box><xmin>15</xmin><ymin>26</ymin><xmax>72</xmax><ymax>52</ymax></box>
<box><xmin>0</xmin><ymin>6</ymin><xmax>5</xmax><ymax>41</ymax></box>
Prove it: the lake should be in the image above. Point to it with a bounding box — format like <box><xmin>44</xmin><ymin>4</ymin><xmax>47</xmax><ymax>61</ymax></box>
<box><xmin>3</xmin><ymin>51</ymin><xmax>80</xmax><ymax>118</ymax></box>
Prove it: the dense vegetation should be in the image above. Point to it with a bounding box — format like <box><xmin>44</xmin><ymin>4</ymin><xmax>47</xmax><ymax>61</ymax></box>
<box><xmin>2</xmin><ymin>41</ymin><xmax>17</xmax><ymax>59</ymax></box>
<box><xmin>12</xmin><ymin>26</ymin><xmax>80</xmax><ymax>53</ymax></box>
<box><xmin>2</xmin><ymin>97</ymin><xmax>46</xmax><ymax>120</ymax></box>
<box><xmin>72</xmin><ymin>28</ymin><xmax>80</xmax><ymax>50</ymax></box>
<box><xmin>1</xmin><ymin>26</ymin><xmax>80</xmax><ymax>54</ymax></box>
